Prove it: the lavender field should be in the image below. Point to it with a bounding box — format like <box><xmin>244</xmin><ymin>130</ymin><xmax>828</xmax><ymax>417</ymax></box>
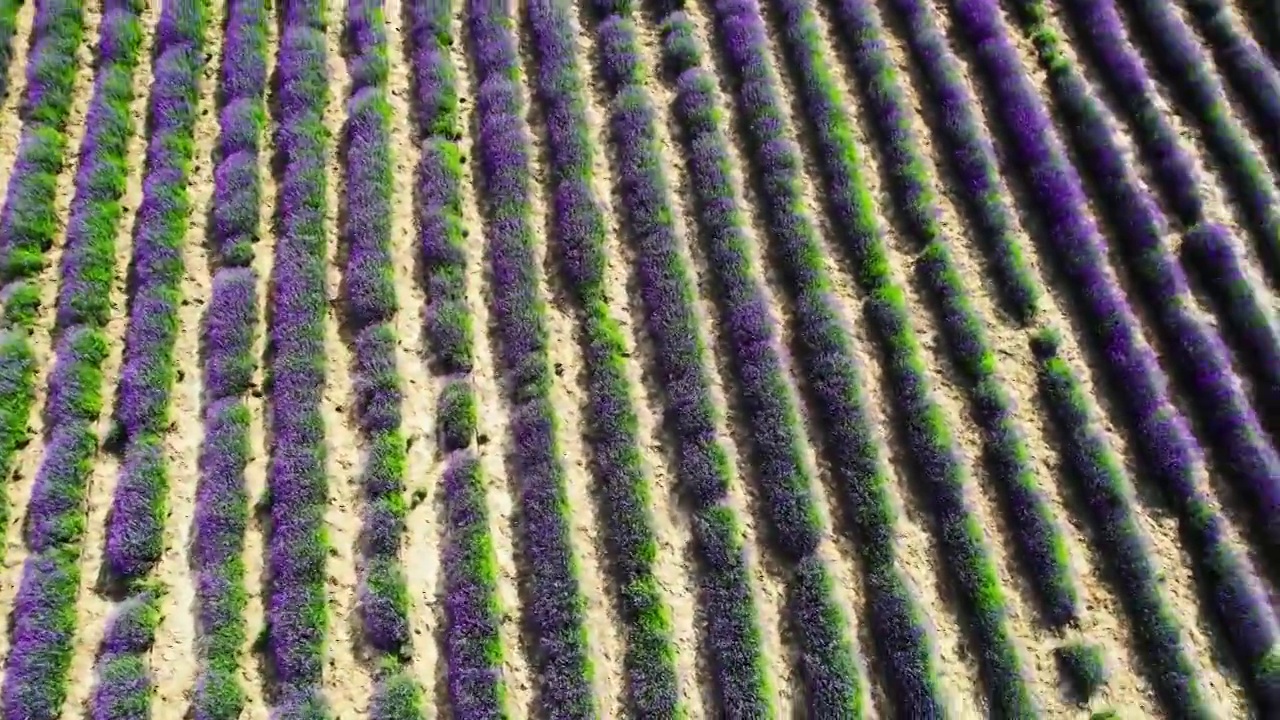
<box><xmin>0</xmin><ymin>0</ymin><xmax>1277</xmax><ymax>716</ymax></box>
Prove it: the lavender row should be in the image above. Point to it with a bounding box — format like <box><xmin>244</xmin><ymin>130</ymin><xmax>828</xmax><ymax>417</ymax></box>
<box><xmin>729</xmin><ymin>0</ymin><xmax>1036</xmax><ymax>712</ymax></box>
<box><xmin>405</xmin><ymin>0</ymin><xmax>508</xmax><ymax>714</ymax></box>
<box><xmin>1180</xmin><ymin>224</ymin><xmax>1280</xmax><ymax>441</ymax></box>
<box><xmin>91</xmin><ymin>591</ymin><xmax>161</xmax><ymax>719</ymax></box>
<box><xmin>264</xmin><ymin>1</ymin><xmax>332</xmax><ymax>712</ymax></box>
<box><xmin>939</xmin><ymin>0</ymin><xmax>1280</xmax><ymax>705</ymax></box>
<box><xmin>1008</xmin><ymin>0</ymin><xmax>1280</xmax><ymax>656</ymax></box>
<box><xmin>0</xmin><ymin>0</ymin><xmax>20</xmax><ymax>100</ymax></box>
<box><xmin>466</xmin><ymin>0</ymin><xmax>595</xmax><ymax>712</ymax></box>
<box><xmin>528</xmin><ymin>2</ymin><xmax>682</xmax><ymax>713</ymax></box>
<box><xmin>570</xmin><ymin>8</ymin><xmax>773</xmax><ymax>714</ymax></box>
<box><xmin>1053</xmin><ymin>0</ymin><xmax>1280</xmax><ymax>402</ymax></box>
<box><xmin>823</xmin><ymin>0</ymin><xmax>1078</xmax><ymax>628</ymax></box>
<box><xmin>1109</xmin><ymin>0</ymin><xmax>1280</xmax><ymax>284</ymax></box>
<box><xmin>662</xmin><ymin>11</ymin><xmax>949</xmax><ymax>713</ymax></box>
<box><xmin>0</xmin><ymin>0</ymin><xmax>85</xmax><ymax>555</ymax></box>
<box><xmin>1180</xmin><ymin>0</ymin><xmax>1280</xmax><ymax>162</ymax></box>
<box><xmin>341</xmin><ymin>2</ymin><xmax>424</xmax><ymax>716</ymax></box>
<box><xmin>1030</xmin><ymin>327</ymin><xmax>1211</xmax><ymax>716</ymax></box>
<box><xmin>191</xmin><ymin>0</ymin><xmax>268</xmax><ymax>716</ymax></box>
<box><xmin>599</xmin><ymin>8</ymin><xmax>867</xmax><ymax>714</ymax></box>
<box><xmin>0</xmin><ymin>2</ymin><xmax>142</xmax><ymax>716</ymax></box>
<box><xmin>843</xmin><ymin>0</ymin><xmax>1044</xmax><ymax>325</ymax></box>
<box><xmin>91</xmin><ymin>0</ymin><xmax>207</xmax><ymax>712</ymax></box>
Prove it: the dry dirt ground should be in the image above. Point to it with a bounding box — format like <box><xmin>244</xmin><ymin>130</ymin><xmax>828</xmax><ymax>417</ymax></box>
<box><xmin>0</xmin><ymin>0</ymin><xmax>1277</xmax><ymax>717</ymax></box>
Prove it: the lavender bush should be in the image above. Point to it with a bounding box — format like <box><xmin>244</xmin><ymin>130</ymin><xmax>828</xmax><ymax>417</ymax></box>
<box><xmin>1</xmin><ymin>2</ymin><xmax>142</xmax><ymax>717</ymax></box>
<box><xmin>467</xmin><ymin>0</ymin><xmax>594</xmax><ymax>712</ymax></box>
<box><xmin>1031</xmin><ymin>328</ymin><xmax>1210</xmax><ymax>716</ymax></box>
<box><xmin>940</xmin><ymin>0</ymin><xmax>1280</xmax><ymax>705</ymax></box>
<box><xmin>406</xmin><ymin>0</ymin><xmax>508</xmax><ymax>714</ymax></box>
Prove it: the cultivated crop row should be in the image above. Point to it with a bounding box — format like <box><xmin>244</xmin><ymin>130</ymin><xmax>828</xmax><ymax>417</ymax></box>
<box><xmin>822</xmin><ymin>0</ymin><xmax>1079</xmax><ymax>631</ymax></box>
<box><xmin>704</xmin><ymin>0</ymin><xmax>1040</xmax><ymax>712</ymax></box>
<box><xmin>465</xmin><ymin>0</ymin><xmax>595</xmax><ymax>713</ymax></box>
<box><xmin>265</xmin><ymin>0</ymin><xmax>332</xmax><ymax>714</ymax></box>
<box><xmin>939</xmin><ymin>0</ymin><xmax>1280</xmax><ymax>709</ymax></box>
<box><xmin>527</xmin><ymin>1</ymin><xmax>679</xmax><ymax>714</ymax></box>
<box><xmin>192</xmin><ymin>0</ymin><xmax>267</xmax><ymax>716</ymax></box>
<box><xmin>0</xmin><ymin>0</ymin><xmax>85</xmax><ymax>561</ymax></box>
<box><xmin>92</xmin><ymin>0</ymin><xmax>206</xmax><ymax>712</ymax></box>
<box><xmin>405</xmin><ymin>0</ymin><xmax>508</xmax><ymax>715</ymax></box>
<box><xmin>339</xmin><ymin>0</ymin><xmax>424</xmax><ymax>716</ymax></box>
<box><xmin>604</xmin><ymin>5</ymin><xmax>868</xmax><ymax>713</ymax></box>
<box><xmin>2</xmin><ymin>1</ymin><xmax>140</xmax><ymax>716</ymax></box>
<box><xmin>1107</xmin><ymin>0</ymin><xmax>1280</xmax><ymax>283</ymax></box>
<box><xmin>1004</xmin><ymin>7</ymin><xmax>1280</xmax><ymax>706</ymax></box>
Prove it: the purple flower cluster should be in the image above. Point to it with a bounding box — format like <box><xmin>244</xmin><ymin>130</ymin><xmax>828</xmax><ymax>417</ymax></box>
<box><xmin>1107</xmin><ymin>0</ymin><xmax>1280</xmax><ymax>283</ymax></box>
<box><xmin>824</xmin><ymin>0</ymin><xmax>1079</xmax><ymax>631</ymax></box>
<box><xmin>941</xmin><ymin>0</ymin><xmax>1280</xmax><ymax>705</ymax></box>
<box><xmin>191</xmin><ymin>0</ymin><xmax>269</xmax><ymax>717</ymax></box>
<box><xmin>1180</xmin><ymin>0</ymin><xmax>1280</xmax><ymax>162</ymax></box>
<box><xmin>90</xmin><ymin>0</ymin><xmax>207</xmax><ymax>712</ymax></box>
<box><xmin>264</xmin><ymin>0</ymin><xmax>332</xmax><ymax>713</ymax></box>
<box><xmin>711</xmin><ymin>0</ymin><xmax>1033</xmax><ymax>712</ymax></box>
<box><xmin>0</xmin><ymin>0</ymin><xmax>21</xmax><ymax>101</ymax></box>
<box><xmin>1053</xmin><ymin>0</ymin><xmax>1280</xmax><ymax>406</ymax></box>
<box><xmin>90</xmin><ymin>591</ymin><xmax>161</xmax><ymax>720</ymax></box>
<box><xmin>466</xmin><ymin>0</ymin><xmax>595</xmax><ymax>712</ymax></box>
<box><xmin>1009</xmin><ymin>0</ymin><xmax>1280</xmax><ymax>657</ymax></box>
<box><xmin>606</xmin><ymin>11</ymin><xmax>869</xmax><ymax>714</ymax></box>
<box><xmin>1030</xmin><ymin>328</ymin><xmax>1211</xmax><ymax>716</ymax></box>
<box><xmin>1181</xmin><ymin>224</ymin><xmax>1280</xmax><ymax>442</ymax></box>
<box><xmin>340</xmin><ymin>1</ymin><xmax>424</xmax><ymax>715</ymax></box>
<box><xmin>1</xmin><ymin>2</ymin><xmax>143</xmax><ymax>718</ymax></box>
<box><xmin>528</xmin><ymin>1</ymin><xmax>682</xmax><ymax>714</ymax></box>
<box><xmin>0</xmin><ymin>0</ymin><xmax>86</xmax><ymax>555</ymax></box>
<box><xmin>406</xmin><ymin>0</ymin><xmax>507</xmax><ymax>715</ymax></box>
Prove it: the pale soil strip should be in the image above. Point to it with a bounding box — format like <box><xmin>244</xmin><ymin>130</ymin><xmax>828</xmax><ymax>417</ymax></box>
<box><xmin>449</xmin><ymin>5</ymin><xmax>534</xmax><ymax>708</ymax></box>
<box><xmin>382</xmin><ymin>0</ymin><xmax>443</xmax><ymax>709</ymax></box>
<box><xmin>823</xmin><ymin>1</ymin><xmax>1140</xmax><ymax>714</ymax></box>
<box><xmin>146</xmin><ymin>5</ymin><xmax>221</xmax><ymax>713</ymax></box>
<box><xmin>931</xmin><ymin>0</ymin><xmax>1248</xmax><ymax>712</ymax></box>
<box><xmin>564</xmin><ymin>9</ymin><xmax>704</xmax><ymax>716</ymax></box>
<box><xmin>0</xmin><ymin>0</ymin><xmax>31</xmax><ymax>200</ymax></box>
<box><xmin>0</xmin><ymin>0</ymin><xmax>98</xmax><ymax>676</ymax></box>
<box><xmin>319</xmin><ymin>0</ymin><xmax>374</xmax><ymax>712</ymax></box>
<box><xmin>680</xmin><ymin>0</ymin><xmax>879</xmax><ymax>712</ymax></box>
<box><xmin>513</xmin><ymin>17</ymin><xmax>624</xmax><ymax>715</ymax></box>
<box><xmin>238</xmin><ymin>5</ymin><xmax>279</xmax><ymax>717</ymax></box>
<box><xmin>61</xmin><ymin>0</ymin><xmax>156</xmax><ymax>709</ymax></box>
<box><xmin>633</xmin><ymin>5</ymin><xmax>794</xmax><ymax>713</ymax></box>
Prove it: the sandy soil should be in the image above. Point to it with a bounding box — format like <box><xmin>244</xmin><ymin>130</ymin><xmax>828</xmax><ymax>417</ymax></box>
<box><xmin>0</xmin><ymin>0</ymin><xmax>1276</xmax><ymax>717</ymax></box>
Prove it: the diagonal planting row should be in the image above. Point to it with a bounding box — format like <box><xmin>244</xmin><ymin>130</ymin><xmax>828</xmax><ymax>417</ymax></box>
<box><xmin>703</xmin><ymin>0</ymin><xmax>1042</xmax><ymax>713</ymax></box>
<box><xmin>92</xmin><ymin>0</ymin><xmax>207</xmax><ymax>713</ymax></box>
<box><xmin>464</xmin><ymin>0</ymin><xmax>595</xmax><ymax>713</ymax></box>
<box><xmin>1051</xmin><ymin>0</ymin><xmax>1280</xmax><ymax>440</ymax></box>
<box><xmin>821</xmin><ymin>0</ymin><xmax>1079</xmax><ymax>630</ymax></box>
<box><xmin>265</xmin><ymin>0</ymin><xmax>333</xmax><ymax>714</ymax></box>
<box><xmin>1006</xmin><ymin>0</ymin><xmax>1280</xmax><ymax>613</ymax></box>
<box><xmin>1106</xmin><ymin>0</ymin><xmax>1280</xmax><ymax>284</ymax></box>
<box><xmin>935</xmin><ymin>0</ymin><xmax>1280</xmax><ymax>705</ymax></box>
<box><xmin>1029</xmin><ymin>327</ymin><xmax>1212</xmax><ymax>716</ymax></box>
<box><xmin>1</xmin><ymin>1</ymin><xmax>142</xmax><ymax>717</ymax></box>
<box><xmin>404</xmin><ymin>0</ymin><xmax>509</xmax><ymax>715</ymax></box>
<box><xmin>596</xmin><ymin>2</ymin><xmax>866</xmax><ymax>715</ymax></box>
<box><xmin>0</xmin><ymin>0</ymin><xmax>84</xmax><ymax>563</ymax></box>
<box><xmin>338</xmin><ymin>0</ymin><xmax>425</xmax><ymax>716</ymax></box>
<box><xmin>191</xmin><ymin>0</ymin><xmax>267</xmax><ymax>716</ymax></box>
<box><xmin>525</xmin><ymin>1</ymin><xmax>680</xmax><ymax>714</ymax></box>
<box><xmin>665</xmin><ymin>3</ymin><xmax>959</xmax><ymax>713</ymax></box>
